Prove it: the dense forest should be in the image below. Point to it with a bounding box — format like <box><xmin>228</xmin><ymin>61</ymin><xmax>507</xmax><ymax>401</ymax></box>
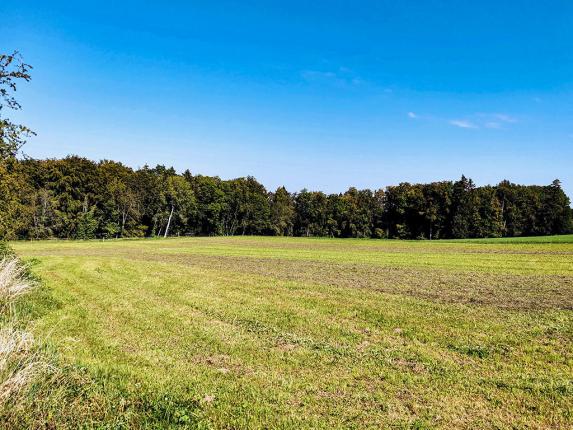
<box><xmin>0</xmin><ymin>156</ymin><xmax>571</xmax><ymax>240</ymax></box>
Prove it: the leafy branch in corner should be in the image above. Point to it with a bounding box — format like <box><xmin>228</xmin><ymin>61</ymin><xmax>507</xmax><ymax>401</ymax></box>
<box><xmin>0</xmin><ymin>51</ymin><xmax>35</xmax><ymax>160</ymax></box>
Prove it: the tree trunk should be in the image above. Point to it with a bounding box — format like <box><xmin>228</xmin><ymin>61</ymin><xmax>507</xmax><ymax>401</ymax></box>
<box><xmin>121</xmin><ymin>210</ymin><xmax>127</xmax><ymax>237</ymax></box>
<box><xmin>164</xmin><ymin>205</ymin><xmax>174</xmax><ymax>238</ymax></box>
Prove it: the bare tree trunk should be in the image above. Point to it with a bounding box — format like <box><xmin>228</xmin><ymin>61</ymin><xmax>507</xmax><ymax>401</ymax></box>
<box><xmin>121</xmin><ymin>210</ymin><xmax>127</xmax><ymax>237</ymax></box>
<box><xmin>164</xmin><ymin>205</ymin><xmax>174</xmax><ymax>238</ymax></box>
<box><xmin>501</xmin><ymin>199</ymin><xmax>507</xmax><ymax>232</ymax></box>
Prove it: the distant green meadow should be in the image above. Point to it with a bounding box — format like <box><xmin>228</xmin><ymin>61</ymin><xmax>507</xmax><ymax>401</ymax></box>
<box><xmin>6</xmin><ymin>235</ymin><xmax>573</xmax><ymax>429</ymax></box>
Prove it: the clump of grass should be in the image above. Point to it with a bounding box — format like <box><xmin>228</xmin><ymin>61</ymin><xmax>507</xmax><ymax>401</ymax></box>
<box><xmin>0</xmin><ymin>326</ymin><xmax>41</xmax><ymax>403</ymax></box>
<box><xmin>0</xmin><ymin>254</ymin><xmax>42</xmax><ymax>409</ymax></box>
<box><xmin>0</xmin><ymin>241</ymin><xmax>13</xmax><ymax>258</ymax></box>
<box><xmin>0</xmin><ymin>258</ymin><xmax>35</xmax><ymax>306</ymax></box>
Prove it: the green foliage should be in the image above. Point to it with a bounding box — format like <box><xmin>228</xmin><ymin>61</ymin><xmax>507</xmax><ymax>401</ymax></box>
<box><xmin>75</xmin><ymin>207</ymin><xmax>98</xmax><ymax>239</ymax></box>
<box><xmin>0</xmin><ymin>51</ymin><xmax>35</xmax><ymax>160</ymax></box>
<box><xmin>0</xmin><ymin>156</ymin><xmax>571</xmax><ymax>240</ymax></box>
<box><xmin>270</xmin><ymin>186</ymin><xmax>295</xmax><ymax>236</ymax></box>
<box><xmin>294</xmin><ymin>189</ymin><xmax>329</xmax><ymax>236</ymax></box>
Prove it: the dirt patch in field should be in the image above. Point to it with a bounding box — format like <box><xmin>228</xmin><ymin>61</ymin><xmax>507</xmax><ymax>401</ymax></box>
<box><xmin>133</xmin><ymin>253</ymin><xmax>573</xmax><ymax>311</ymax></box>
<box><xmin>18</xmin><ymin>244</ymin><xmax>573</xmax><ymax>311</ymax></box>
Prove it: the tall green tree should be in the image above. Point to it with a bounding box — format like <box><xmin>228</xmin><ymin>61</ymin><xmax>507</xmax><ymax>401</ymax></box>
<box><xmin>474</xmin><ymin>186</ymin><xmax>504</xmax><ymax>238</ymax></box>
<box><xmin>450</xmin><ymin>176</ymin><xmax>480</xmax><ymax>238</ymax></box>
<box><xmin>422</xmin><ymin>182</ymin><xmax>453</xmax><ymax>240</ymax></box>
<box><xmin>336</xmin><ymin>188</ymin><xmax>377</xmax><ymax>238</ymax></box>
<box><xmin>269</xmin><ymin>186</ymin><xmax>295</xmax><ymax>236</ymax></box>
<box><xmin>538</xmin><ymin>180</ymin><xmax>572</xmax><ymax>235</ymax></box>
<box><xmin>98</xmin><ymin>161</ymin><xmax>143</xmax><ymax>237</ymax></box>
<box><xmin>190</xmin><ymin>175</ymin><xmax>228</xmax><ymax>236</ymax></box>
<box><xmin>294</xmin><ymin>190</ymin><xmax>329</xmax><ymax>237</ymax></box>
<box><xmin>163</xmin><ymin>175</ymin><xmax>196</xmax><ymax>237</ymax></box>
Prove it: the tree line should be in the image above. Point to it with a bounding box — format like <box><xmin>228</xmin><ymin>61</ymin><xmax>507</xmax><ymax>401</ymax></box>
<box><xmin>0</xmin><ymin>155</ymin><xmax>571</xmax><ymax>240</ymax></box>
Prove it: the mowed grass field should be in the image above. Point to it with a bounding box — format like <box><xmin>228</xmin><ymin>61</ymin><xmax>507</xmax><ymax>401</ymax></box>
<box><xmin>11</xmin><ymin>236</ymin><xmax>573</xmax><ymax>429</ymax></box>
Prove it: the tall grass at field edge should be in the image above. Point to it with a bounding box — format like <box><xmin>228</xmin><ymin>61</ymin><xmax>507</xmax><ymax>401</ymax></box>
<box><xmin>0</xmin><ymin>245</ymin><xmax>42</xmax><ymax>407</ymax></box>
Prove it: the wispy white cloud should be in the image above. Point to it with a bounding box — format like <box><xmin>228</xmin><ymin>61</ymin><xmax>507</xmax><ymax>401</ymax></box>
<box><xmin>493</xmin><ymin>113</ymin><xmax>517</xmax><ymax>123</ymax></box>
<box><xmin>449</xmin><ymin>119</ymin><xmax>478</xmax><ymax>129</ymax></box>
<box><xmin>408</xmin><ymin>112</ymin><xmax>515</xmax><ymax>130</ymax></box>
<box><xmin>448</xmin><ymin>113</ymin><xmax>518</xmax><ymax>130</ymax></box>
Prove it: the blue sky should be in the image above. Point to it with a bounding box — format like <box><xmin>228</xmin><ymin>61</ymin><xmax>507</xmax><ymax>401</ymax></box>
<box><xmin>2</xmin><ymin>1</ymin><xmax>573</xmax><ymax>197</ymax></box>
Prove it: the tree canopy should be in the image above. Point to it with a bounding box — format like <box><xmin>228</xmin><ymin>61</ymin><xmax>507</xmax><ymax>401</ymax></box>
<box><xmin>0</xmin><ymin>51</ymin><xmax>34</xmax><ymax>160</ymax></box>
<box><xmin>0</xmin><ymin>156</ymin><xmax>570</xmax><ymax>240</ymax></box>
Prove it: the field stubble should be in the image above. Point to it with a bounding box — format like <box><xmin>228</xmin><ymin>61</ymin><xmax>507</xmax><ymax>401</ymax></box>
<box><xmin>7</xmin><ymin>236</ymin><xmax>573</xmax><ymax>429</ymax></box>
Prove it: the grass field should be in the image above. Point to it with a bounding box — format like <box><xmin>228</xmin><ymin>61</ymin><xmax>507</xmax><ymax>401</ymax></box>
<box><xmin>9</xmin><ymin>236</ymin><xmax>573</xmax><ymax>429</ymax></box>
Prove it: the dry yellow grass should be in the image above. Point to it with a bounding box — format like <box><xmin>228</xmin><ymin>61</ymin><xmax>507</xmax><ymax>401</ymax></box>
<box><xmin>0</xmin><ymin>255</ymin><xmax>41</xmax><ymax>408</ymax></box>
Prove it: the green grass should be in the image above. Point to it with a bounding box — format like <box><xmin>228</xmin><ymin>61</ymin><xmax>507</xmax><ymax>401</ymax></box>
<box><xmin>443</xmin><ymin>233</ymin><xmax>573</xmax><ymax>244</ymax></box>
<box><xmin>8</xmin><ymin>236</ymin><xmax>573</xmax><ymax>429</ymax></box>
